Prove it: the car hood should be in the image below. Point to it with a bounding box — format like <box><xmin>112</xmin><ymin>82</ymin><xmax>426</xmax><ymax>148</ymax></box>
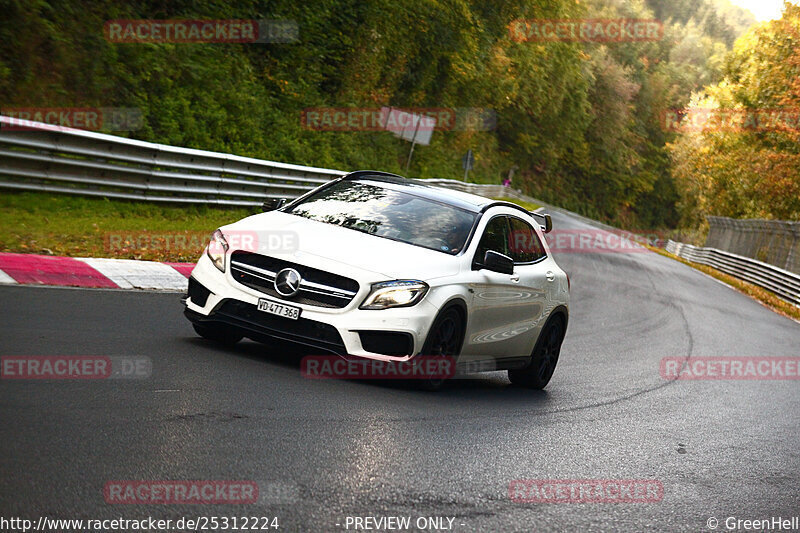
<box><xmin>221</xmin><ymin>211</ymin><xmax>461</xmax><ymax>281</ymax></box>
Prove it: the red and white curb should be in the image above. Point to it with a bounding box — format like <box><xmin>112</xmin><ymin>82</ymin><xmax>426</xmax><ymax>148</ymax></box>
<box><xmin>0</xmin><ymin>252</ymin><xmax>193</xmax><ymax>291</ymax></box>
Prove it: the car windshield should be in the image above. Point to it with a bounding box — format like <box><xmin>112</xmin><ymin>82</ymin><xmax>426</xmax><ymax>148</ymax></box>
<box><xmin>285</xmin><ymin>180</ymin><xmax>477</xmax><ymax>255</ymax></box>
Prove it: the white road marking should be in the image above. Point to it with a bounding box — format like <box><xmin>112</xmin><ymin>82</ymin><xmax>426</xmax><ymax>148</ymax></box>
<box><xmin>0</xmin><ymin>268</ymin><xmax>18</xmax><ymax>284</ymax></box>
<box><xmin>75</xmin><ymin>257</ymin><xmax>188</xmax><ymax>290</ymax></box>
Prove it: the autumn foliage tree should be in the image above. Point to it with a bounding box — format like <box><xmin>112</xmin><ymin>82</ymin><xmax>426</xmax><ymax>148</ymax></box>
<box><xmin>669</xmin><ymin>2</ymin><xmax>800</xmax><ymax>225</ymax></box>
<box><xmin>0</xmin><ymin>0</ymin><xmax>762</xmax><ymax>228</ymax></box>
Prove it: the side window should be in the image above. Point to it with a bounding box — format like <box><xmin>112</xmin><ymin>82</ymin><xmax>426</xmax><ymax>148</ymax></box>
<box><xmin>508</xmin><ymin>217</ymin><xmax>546</xmax><ymax>263</ymax></box>
<box><xmin>474</xmin><ymin>216</ymin><xmax>509</xmax><ymax>265</ymax></box>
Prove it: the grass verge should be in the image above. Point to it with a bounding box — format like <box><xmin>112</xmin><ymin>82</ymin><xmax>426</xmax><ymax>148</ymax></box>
<box><xmin>649</xmin><ymin>245</ymin><xmax>800</xmax><ymax>322</ymax></box>
<box><xmin>491</xmin><ymin>197</ymin><xmax>541</xmax><ymax>211</ymax></box>
<box><xmin>0</xmin><ymin>191</ymin><xmax>541</xmax><ymax>264</ymax></box>
<box><xmin>0</xmin><ymin>192</ymin><xmax>256</xmax><ymax>262</ymax></box>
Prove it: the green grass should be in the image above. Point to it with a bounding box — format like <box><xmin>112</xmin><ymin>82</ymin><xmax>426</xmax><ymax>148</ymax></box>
<box><xmin>491</xmin><ymin>197</ymin><xmax>541</xmax><ymax>212</ymax></box>
<box><xmin>0</xmin><ymin>192</ymin><xmax>256</xmax><ymax>262</ymax></box>
<box><xmin>0</xmin><ymin>191</ymin><xmax>541</xmax><ymax>263</ymax></box>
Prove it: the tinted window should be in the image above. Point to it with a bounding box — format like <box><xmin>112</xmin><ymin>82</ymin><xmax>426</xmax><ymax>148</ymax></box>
<box><xmin>286</xmin><ymin>180</ymin><xmax>477</xmax><ymax>255</ymax></box>
<box><xmin>474</xmin><ymin>216</ymin><xmax>509</xmax><ymax>264</ymax></box>
<box><xmin>508</xmin><ymin>216</ymin><xmax>546</xmax><ymax>263</ymax></box>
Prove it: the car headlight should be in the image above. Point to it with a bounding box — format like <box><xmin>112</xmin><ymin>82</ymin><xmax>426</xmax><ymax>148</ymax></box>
<box><xmin>206</xmin><ymin>229</ymin><xmax>229</xmax><ymax>273</ymax></box>
<box><xmin>360</xmin><ymin>280</ymin><xmax>429</xmax><ymax>310</ymax></box>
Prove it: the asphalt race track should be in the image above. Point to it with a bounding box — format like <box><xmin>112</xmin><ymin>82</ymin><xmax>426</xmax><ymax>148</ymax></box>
<box><xmin>1</xmin><ymin>211</ymin><xmax>799</xmax><ymax>531</ymax></box>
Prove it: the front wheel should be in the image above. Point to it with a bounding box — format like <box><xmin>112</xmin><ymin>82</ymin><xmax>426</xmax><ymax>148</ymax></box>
<box><xmin>508</xmin><ymin>317</ymin><xmax>564</xmax><ymax>389</ymax></box>
<box><xmin>192</xmin><ymin>323</ymin><xmax>243</xmax><ymax>345</ymax></box>
<box><xmin>417</xmin><ymin>307</ymin><xmax>465</xmax><ymax>391</ymax></box>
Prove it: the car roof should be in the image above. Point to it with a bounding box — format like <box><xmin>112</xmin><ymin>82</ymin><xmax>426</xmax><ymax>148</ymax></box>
<box><xmin>342</xmin><ymin>170</ymin><xmax>526</xmax><ymax>215</ymax></box>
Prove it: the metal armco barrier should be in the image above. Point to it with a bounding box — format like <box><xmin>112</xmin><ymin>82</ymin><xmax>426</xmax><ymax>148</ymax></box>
<box><xmin>666</xmin><ymin>240</ymin><xmax>800</xmax><ymax>306</ymax></box>
<box><xmin>0</xmin><ymin>115</ymin><xmax>344</xmax><ymax>206</ymax></box>
<box><xmin>0</xmin><ymin>115</ymin><xmax>538</xmax><ymax>208</ymax></box>
<box><xmin>706</xmin><ymin>216</ymin><xmax>800</xmax><ymax>275</ymax></box>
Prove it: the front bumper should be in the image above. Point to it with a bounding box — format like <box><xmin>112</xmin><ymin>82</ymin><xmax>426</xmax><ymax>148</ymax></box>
<box><xmin>185</xmin><ymin>300</ymin><xmax>348</xmax><ymax>355</ymax></box>
<box><xmin>184</xmin><ymin>254</ymin><xmax>440</xmax><ymax>360</ymax></box>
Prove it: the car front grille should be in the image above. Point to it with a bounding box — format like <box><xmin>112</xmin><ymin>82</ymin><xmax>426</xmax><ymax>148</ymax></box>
<box><xmin>229</xmin><ymin>251</ymin><xmax>360</xmax><ymax>309</ymax></box>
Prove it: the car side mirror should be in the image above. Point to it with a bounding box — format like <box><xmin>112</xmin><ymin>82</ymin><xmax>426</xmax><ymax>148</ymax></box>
<box><xmin>542</xmin><ymin>213</ymin><xmax>552</xmax><ymax>234</ymax></box>
<box><xmin>483</xmin><ymin>250</ymin><xmax>514</xmax><ymax>275</ymax></box>
<box><xmin>530</xmin><ymin>211</ymin><xmax>553</xmax><ymax>233</ymax></box>
<box><xmin>262</xmin><ymin>198</ymin><xmax>286</xmax><ymax>212</ymax></box>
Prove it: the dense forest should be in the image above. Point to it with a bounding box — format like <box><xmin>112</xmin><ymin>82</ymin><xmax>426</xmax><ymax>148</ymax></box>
<box><xmin>1</xmin><ymin>0</ymin><xmax>795</xmax><ymax>229</ymax></box>
<box><xmin>669</xmin><ymin>3</ymin><xmax>800</xmax><ymax>225</ymax></box>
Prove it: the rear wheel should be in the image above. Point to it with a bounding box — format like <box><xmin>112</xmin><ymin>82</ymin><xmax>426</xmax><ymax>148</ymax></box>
<box><xmin>508</xmin><ymin>317</ymin><xmax>564</xmax><ymax>389</ymax></box>
<box><xmin>417</xmin><ymin>307</ymin><xmax>465</xmax><ymax>391</ymax></box>
<box><xmin>192</xmin><ymin>323</ymin><xmax>243</xmax><ymax>345</ymax></box>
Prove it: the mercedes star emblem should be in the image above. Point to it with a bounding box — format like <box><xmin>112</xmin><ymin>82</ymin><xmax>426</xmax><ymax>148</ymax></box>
<box><xmin>274</xmin><ymin>268</ymin><xmax>302</xmax><ymax>298</ymax></box>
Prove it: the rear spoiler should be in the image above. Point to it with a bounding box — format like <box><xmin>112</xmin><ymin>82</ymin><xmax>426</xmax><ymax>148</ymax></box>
<box><xmin>530</xmin><ymin>211</ymin><xmax>553</xmax><ymax>234</ymax></box>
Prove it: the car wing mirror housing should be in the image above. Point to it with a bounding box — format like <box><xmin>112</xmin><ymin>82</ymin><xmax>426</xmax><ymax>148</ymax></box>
<box><xmin>483</xmin><ymin>250</ymin><xmax>514</xmax><ymax>275</ymax></box>
<box><xmin>542</xmin><ymin>213</ymin><xmax>552</xmax><ymax>233</ymax></box>
<box><xmin>530</xmin><ymin>211</ymin><xmax>553</xmax><ymax>233</ymax></box>
<box><xmin>262</xmin><ymin>198</ymin><xmax>287</xmax><ymax>212</ymax></box>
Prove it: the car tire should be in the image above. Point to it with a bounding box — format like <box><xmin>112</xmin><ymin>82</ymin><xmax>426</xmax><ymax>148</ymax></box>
<box><xmin>508</xmin><ymin>316</ymin><xmax>564</xmax><ymax>390</ymax></box>
<box><xmin>417</xmin><ymin>307</ymin><xmax>465</xmax><ymax>391</ymax></box>
<box><xmin>192</xmin><ymin>323</ymin><xmax>243</xmax><ymax>345</ymax></box>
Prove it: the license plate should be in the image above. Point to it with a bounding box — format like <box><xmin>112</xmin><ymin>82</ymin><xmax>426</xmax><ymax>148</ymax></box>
<box><xmin>257</xmin><ymin>298</ymin><xmax>301</xmax><ymax>320</ymax></box>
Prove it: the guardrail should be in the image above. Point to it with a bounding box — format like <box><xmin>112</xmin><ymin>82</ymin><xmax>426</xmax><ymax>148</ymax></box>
<box><xmin>665</xmin><ymin>240</ymin><xmax>800</xmax><ymax>306</ymax></box>
<box><xmin>0</xmin><ymin>115</ymin><xmax>540</xmax><ymax>208</ymax></box>
<box><xmin>0</xmin><ymin>115</ymin><xmax>344</xmax><ymax>206</ymax></box>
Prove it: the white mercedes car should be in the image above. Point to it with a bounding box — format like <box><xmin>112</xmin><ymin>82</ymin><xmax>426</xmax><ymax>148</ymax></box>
<box><xmin>184</xmin><ymin>171</ymin><xmax>570</xmax><ymax>389</ymax></box>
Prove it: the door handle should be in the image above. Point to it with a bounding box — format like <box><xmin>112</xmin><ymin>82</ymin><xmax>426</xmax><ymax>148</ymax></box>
<box><xmin>510</xmin><ymin>274</ymin><xmax>520</xmax><ymax>283</ymax></box>
<box><xmin>545</xmin><ymin>271</ymin><xmax>555</xmax><ymax>282</ymax></box>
